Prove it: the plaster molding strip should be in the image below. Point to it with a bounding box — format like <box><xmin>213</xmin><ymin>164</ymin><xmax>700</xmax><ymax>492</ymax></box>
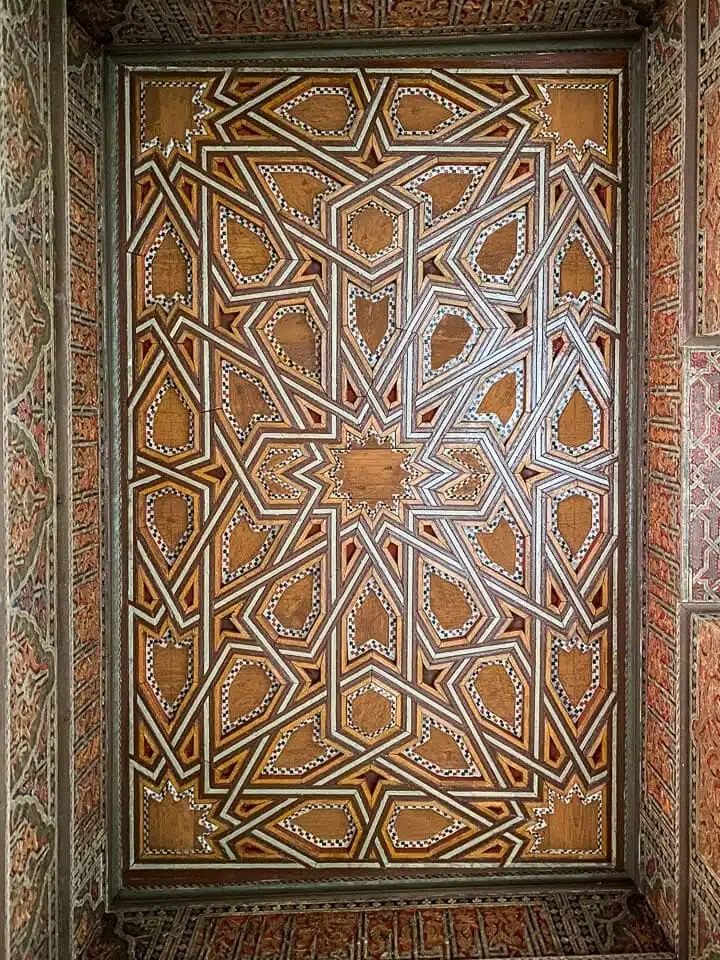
<box><xmin>0</xmin><ymin>0</ymin><xmax>9</xmax><ymax>953</ymax></box>
<box><xmin>50</xmin><ymin>3</ymin><xmax>74</xmax><ymax>958</ymax></box>
<box><xmin>678</xmin><ymin>0</ymin><xmax>701</xmax><ymax>953</ymax></box>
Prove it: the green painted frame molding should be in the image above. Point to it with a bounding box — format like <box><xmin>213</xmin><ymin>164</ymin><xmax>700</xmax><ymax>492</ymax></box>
<box><xmin>102</xmin><ymin>33</ymin><xmax>647</xmax><ymax>908</ymax></box>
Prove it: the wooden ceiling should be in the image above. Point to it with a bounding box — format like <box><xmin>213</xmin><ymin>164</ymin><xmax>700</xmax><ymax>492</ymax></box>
<box><xmin>69</xmin><ymin>0</ymin><xmax>660</xmax><ymax>45</ymax></box>
<box><xmin>121</xmin><ymin>57</ymin><xmax>627</xmax><ymax>884</ymax></box>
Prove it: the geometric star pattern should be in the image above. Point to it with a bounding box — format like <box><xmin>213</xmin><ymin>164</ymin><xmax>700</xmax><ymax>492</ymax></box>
<box><xmin>122</xmin><ymin>62</ymin><xmax>623</xmax><ymax>883</ymax></box>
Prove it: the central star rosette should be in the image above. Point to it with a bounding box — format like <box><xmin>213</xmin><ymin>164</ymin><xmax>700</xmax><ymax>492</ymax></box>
<box><xmin>326</xmin><ymin>424</ymin><xmax>423</xmax><ymax>524</ymax></box>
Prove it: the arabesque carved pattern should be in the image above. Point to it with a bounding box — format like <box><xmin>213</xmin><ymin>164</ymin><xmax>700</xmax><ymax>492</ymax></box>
<box><xmin>81</xmin><ymin>889</ymin><xmax>672</xmax><ymax>959</ymax></box>
<box><xmin>2</xmin><ymin>0</ymin><xmax>57</xmax><ymax>955</ymax></box>
<box><xmin>70</xmin><ymin>0</ymin><xmax>657</xmax><ymax>45</ymax></box>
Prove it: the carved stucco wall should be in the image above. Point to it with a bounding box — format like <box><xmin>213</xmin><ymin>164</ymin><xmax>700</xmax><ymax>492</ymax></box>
<box><xmin>1</xmin><ymin>0</ymin><xmax>58</xmax><ymax>956</ymax></box>
<box><xmin>687</xmin><ymin>3</ymin><xmax>720</xmax><ymax>955</ymax></box>
<box><xmin>0</xmin><ymin>4</ymin><xmax>105</xmax><ymax>959</ymax></box>
<box><xmin>645</xmin><ymin>0</ymin><xmax>720</xmax><ymax>955</ymax></box>
<box><xmin>7</xmin><ymin>2</ymin><xmax>720</xmax><ymax>959</ymax></box>
<box><xmin>640</xmin><ymin>0</ymin><xmax>686</xmax><ymax>950</ymax></box>
<box><xmin>67</xmin><ymin>0</ymin><xmax>659</xmax><ymax>44</ymax></box>
<box><xmin>66</xmin><ymin>18</ymin><xmax>105</xmax><ymax>957</ymax></box>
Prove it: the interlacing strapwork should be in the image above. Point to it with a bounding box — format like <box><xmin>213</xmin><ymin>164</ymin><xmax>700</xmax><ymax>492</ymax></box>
<box><xmin>123</xmin><ymin>63</ymin><xmax>623</xmax><ymax>881</ymax></box>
